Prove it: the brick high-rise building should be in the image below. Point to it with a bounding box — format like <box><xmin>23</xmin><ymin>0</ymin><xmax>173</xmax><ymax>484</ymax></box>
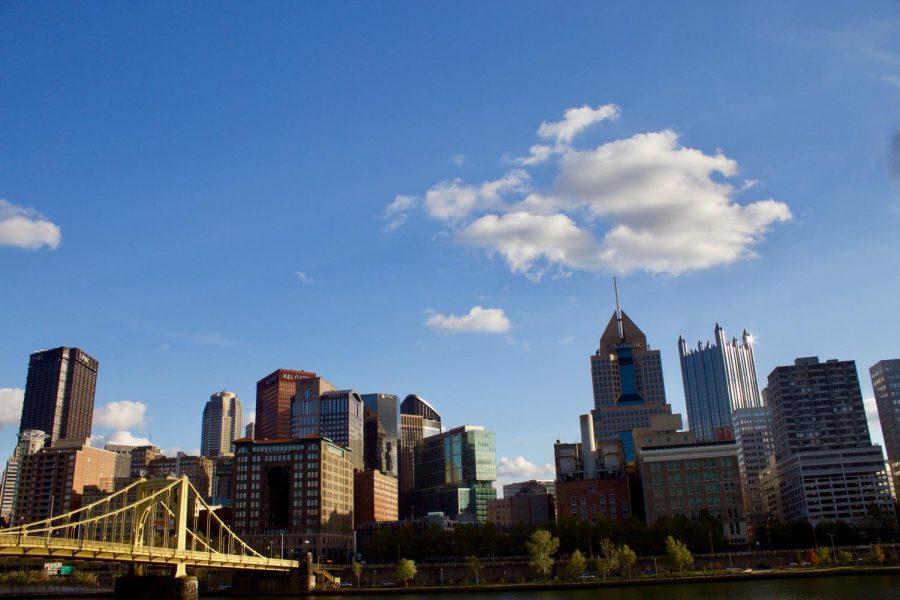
<box><xmin>147</xmin><ymin>453</ymin><xmax>215</xmax><ymax>499</ymax></box>
<box><xmin>20</xmin><ymin>347</ymin><xmax>98</xmax><ymax>445</ymax></box>
<box><xmin>12</xmin><ymin>439</ymin><xmax>118</xmax><ymax>525</ymax></box>
<box><xmin>233</xmin><ymin>437</ymin><xmax>354</xmax><ymax>561</ymax></box>
<box><xmin>255</xmin><ymin>369</ymin><xmax>317</xmax><ymax>440</ymax></box>
<box><xmin>0</xmin><ymin>430</ymin><xmax>47</xmax><ymax>521</ymax></box>
<box><xmin>354</xmin><ymin>469</ymin><xmax>398</xmax><ymax>526</ymax></box>
<box><xmin>201</xmin><ymin>390</ymin><xmax>243</xmax><ymax>457</ymax></box>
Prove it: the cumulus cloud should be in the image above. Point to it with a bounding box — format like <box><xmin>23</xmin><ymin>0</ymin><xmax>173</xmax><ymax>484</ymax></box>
<box><xmin>459</xmin><ymin>212</ymin><xmax>607</xmax><ymax>280</ymax></box>
<box><xmin>0</xmin><ymin>388</ymin><xmax>24</xmax><ymax>429</ymax></box>
<box><xmin>295</xmin><ymin>271</ymin><xmax>313</xmax><ymax>285</ymax></box>
<box><xmin>424</xmin><ymin>170</ymin><xmax>529</xmax><ymax>222</ymax></box>
<box><xmin>864</xmin><ymin>397</ymin><xmax>885</xmax><ymax>448</ymax></box>
<box><xmin>94</xmin><ymin>400</ymin><xmax>147</xmax><ymax>430</ymax></box>
<box><xmin>538</xmin><ymin>103</ymin><xmax>620</xmax><ymax>145</ymax></box>
<box><xmin>425</xmin><ymin>306</ymin><xmax>511</xmax><ymax>334</ymax></box>
<box><xmin>497</xmin><ymin>456</ymin><xmax>555</xmax><ymax>484</ymax></box>
<box><xmin>99</xmin><ymin>430</ymin><xmax>153</xmax><ymax>447</ymax></box>
<box><xmin>383</xmin><ymin>194</ymin><xmax>418</xmax><ymax>231</ymax></box>
<box><xmin>0</xmin><ymin>200</ymin><xmax>61</xmax><ymax>250</ymax></box>
<box><xmin>391</xmin><ymin>104</ymin><xmax>791</xmax><ymax>278</ymax></box>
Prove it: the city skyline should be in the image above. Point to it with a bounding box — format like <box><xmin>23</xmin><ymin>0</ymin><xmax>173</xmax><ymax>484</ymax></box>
<box><xmin>1</xmin><ymin>3</ymin><xmax>899</xmax><ymax>488</ymax></box>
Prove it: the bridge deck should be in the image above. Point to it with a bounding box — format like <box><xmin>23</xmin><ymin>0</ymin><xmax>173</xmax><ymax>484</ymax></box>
<box><xmin>0</xmin><ymin>534</ymin><xmax>298</xmax><ymax>572</ymax></box>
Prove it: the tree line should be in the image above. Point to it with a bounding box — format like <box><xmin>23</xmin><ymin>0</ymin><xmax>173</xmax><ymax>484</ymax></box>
<box><xmin>362</xmin><ymin>512</ymin><xmax>898</xmax><ymax>563</ymax></box>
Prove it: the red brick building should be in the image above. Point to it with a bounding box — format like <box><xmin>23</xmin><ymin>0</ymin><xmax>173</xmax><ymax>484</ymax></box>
<box><xmin>556</xmin><ymin>477</ymin><xmax>631</xmax><ymax>522</ymax></box>
<box><xmin>254</xmin><ymin>369</ymin><xmax>316</xmax><ymax>440</ymax></box>
<box><xmin>354</xmin><ymin>470</ymin><xmax>398</xmax><ymax>526</ymax></box>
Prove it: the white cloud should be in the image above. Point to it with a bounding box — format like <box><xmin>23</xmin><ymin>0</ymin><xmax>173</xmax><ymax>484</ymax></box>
<box><xmin>882</xmin><ymin>74</ymin><xmax>900</xmax><ymax>92</ymax></box>
<box><xmin>425</xmin><ymin>305</ymin><xmax>511</xmax><ymax>334</ymax></box>
<box><xmin>423</xmin><ymin>170</ymin><xmax>529</xmax><ymax>222</ymax></box>
<box><xmin>512</xmin><ymin>144</ymin><xmax>554</xmax><ymax>166</ymax></box>
<box><xmin>94</xmin><ymin>400</ymin><xmax>147</xmax><ymax>430</ymax></box>
<box><xmin>459</xmin><ymin>212</ymin><xmax>608</xmax><ymax>280</ymax></box>
<box><xmin>0</xmin><ymin>200</ymin><xmax>61</xmax><ymax>250</ymax></box>
<box><xmin>384</xmin><ymin>195</ymin><xmax>418</xmax><ymax>231</ymax></box>
<box><xmin>864</xmin><ymin>397</ymin><xmax>886</xmax><ymax>449</ymax></box>
<box><xmin>0</xmin><ymin>388</ymin><xmax>24</xmax><ymax>429</ymax></box>
<box><xmin>496</xmin><ymin>456</ymin><xmax>555</xmax><ymax>485</ymax></box>
<box><xmin>295</xmin><ymin>271</ymin><xmax>313</xmax><ymax>285</ymax></box>
<box><xmin>392</xmin><ymin>105</ymin><xmax>792</xmax><ymax>279</ymax></box>
<box><xmin>537</xmin><ymin>103</ymin><xmax>620</xmax><ymax>145</ymax></box>
<box><xmin>99</xmin><ymin>430</ymin><xmax>153</xmax><ymax>447</ymax></box>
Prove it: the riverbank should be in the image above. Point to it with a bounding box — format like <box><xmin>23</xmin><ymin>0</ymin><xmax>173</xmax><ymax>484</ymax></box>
<box><xmin>294</xmin><ymin>565</ymin><xmax>900</xmax><ymax>596</ymax></box>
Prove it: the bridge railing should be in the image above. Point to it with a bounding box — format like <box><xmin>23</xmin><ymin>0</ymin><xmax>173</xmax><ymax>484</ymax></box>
<box><xmin>0</xmin><ymin>476</ymin><xmax>298</xmax><ymax>572</ymax></box>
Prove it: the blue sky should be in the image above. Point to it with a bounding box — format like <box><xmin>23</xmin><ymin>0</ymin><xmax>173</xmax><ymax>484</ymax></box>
<box><xmin>1</xmin><ymin>2</ymin><xmax>899</xmax><ymax>484</ymax></box>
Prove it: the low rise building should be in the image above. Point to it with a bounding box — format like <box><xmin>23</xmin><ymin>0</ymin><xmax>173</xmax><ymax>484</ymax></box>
<box><xmin>147</xmin><ymin>453</ymin><xmax>215</xmax><ymax>499</ymax></box>
<box><xmin>636</xmin><ymin>439</ymin><xmax>748</xmax><ymax>545</ymax></box>
<box><xmin>354</xmin><ymin>470</ymin><xmax>398</xmax><ymax>526</ymax></box>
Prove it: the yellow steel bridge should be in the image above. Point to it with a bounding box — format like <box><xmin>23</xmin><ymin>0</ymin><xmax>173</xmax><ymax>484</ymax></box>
<box><xmin>0</xmin><ymin>476</ymin><xmax>298</xmax><ymax>576</ymax></box>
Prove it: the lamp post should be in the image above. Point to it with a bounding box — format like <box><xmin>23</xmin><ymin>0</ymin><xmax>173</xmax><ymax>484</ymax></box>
<box><xmin>828</xmin><ymin>534</ymin><xmax>836</xmax><ymax>563</ymax></box>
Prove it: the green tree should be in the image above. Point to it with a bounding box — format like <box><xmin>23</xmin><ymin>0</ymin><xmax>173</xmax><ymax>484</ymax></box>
<box><xmin>394</xmin><ymin>558</ymin><xmax>417</xmax><ymax>588</ymax></box>
<box><xmin>836</xmin><ymin>551</ymin><xmax>853</xmax><ymax>564</ymax></box>
<box><xmin>665</xmin><ymin>536</ymin><xmax>693</xmax><ymax>575</ymax></box>
<box><xmin>351</xmin><ymin>560</ymin><xmax>363</xmax><ymax>587</ymax></box>
<box><xmin>593</xmin><ymin>538</ymin><xmax>620</xmax><ymax>580</ymax></box>
<box><xmin>870</xmin><ymin>544</ymin><xmax>886</xmax><ymax>566</ymax></box>
<box><xmin>616</xmin><ymin>544</ymin><xmax>637</xmax><ymax>579</ymax></box>
<box><xmin>564</xmin><ymin>549</ymin><xmax>586</xmax><ymax>580</ymax></box>
<box><xmin>465</xmin><ymin>555</ymin><xmax>483</xmax><ymax>585</ymax></box>
<box><xmin>814</xmin><ymin>547</ymin><xmax>832</xmax><ymax>565</ymax></box>
<box><xmin>526</xmin><ymin>529</ymin><xmax>560</xmax><ymax>580</ymax></box>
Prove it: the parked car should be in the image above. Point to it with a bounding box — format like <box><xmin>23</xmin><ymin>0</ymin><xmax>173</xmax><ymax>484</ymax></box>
<box><xmin>579</xmin><ymin>573</ymin><xmax>596</xmax><ymax>580</ymax></box>
<box><xmin>339</xmin><ymin>582</ymin><xmax>353</xmax><ymax>588</ymax></box>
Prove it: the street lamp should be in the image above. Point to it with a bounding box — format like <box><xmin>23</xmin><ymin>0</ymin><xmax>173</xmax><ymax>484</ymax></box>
<box><xmin>827</xmin><ymin>534</ymin><xmax>836</xmax><ymax>563</ymax></box>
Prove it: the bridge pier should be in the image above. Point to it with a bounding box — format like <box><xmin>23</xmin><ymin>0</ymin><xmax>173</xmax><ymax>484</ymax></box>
<box><xmin>114</xmin><ymin>575</ymin><xmax>198</xmax><ymax>600</ymax></box>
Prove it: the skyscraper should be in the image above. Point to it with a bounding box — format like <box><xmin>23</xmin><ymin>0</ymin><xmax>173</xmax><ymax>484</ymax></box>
<box><xmin>590</xmin><ymin>286</ymin><xmax>671</xmax><ymax>461</ymax></box>
<box><xmin>20</xmin><ymin>347</ymin><xmax>98</xmax><ymax>445</ymax></box>
<box><xmin>201</xmin><ymin>390</ymin><xmax>243</xmax><ymax>457</ymax></box>
<box><xmin>870</xmin><ymin>359</ymin><xmax>900</xmax><ymax>481</ymax></box>
<box><xmin>291</xmin><ymin>386</ymin><xmax>364</xmax><ymax>472</ymax></box>
<box><xmin>254</xmin><ymin>369</ymin><xmax>317</xmax><ymax>440</ymax></box>
<box><xmin>760</xmin><ymin>357</ymin><xmax>894</xmax><ymax>525</ymax></box>
<box><xmin>679</xmin><ymin>325</ymin><xmax>762</xmax><ymax>441</ymax></box>
<box><xmin>245</xmin><ymin>421</ymin><xmax>255</xmax><ymax>440</ymax></box>
<box><xmin>408</xmin><ymin>425</ymin><xmax>497</xmax><ymax>523</ymax></box>
<box><xmin>361</xmin><ymin>393</ymin><xmax>398</xmax><ymax>476</ymax></box>
<box><xmin>398</xmin><ymin>394</ymin><xmax>441</xmax><ymax>518</ymax></box>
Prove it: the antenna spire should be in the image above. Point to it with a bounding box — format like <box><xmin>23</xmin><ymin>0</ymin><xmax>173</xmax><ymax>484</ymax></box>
<box><xmin>613</xmin><ymin>277</ymin><xmax>624</xmax><ymax>341</ymax></box>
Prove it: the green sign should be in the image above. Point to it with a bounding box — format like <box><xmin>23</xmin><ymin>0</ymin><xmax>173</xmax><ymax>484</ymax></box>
<box><xmin>59</xmin><ymin>566</ymin><xmax>75</xmax><ymax>576</ymax></box>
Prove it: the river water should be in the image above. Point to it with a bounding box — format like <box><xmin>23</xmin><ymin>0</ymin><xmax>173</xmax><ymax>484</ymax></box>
<box><xmin>210</xmin><ymin>574</ymin><xmax>897</xmax><ymax>599</ymax></box>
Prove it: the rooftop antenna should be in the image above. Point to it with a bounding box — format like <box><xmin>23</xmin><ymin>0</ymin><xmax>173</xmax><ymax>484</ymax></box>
<box><xmin>613</xmin><ymin>276</ymin><xmax>624</xmax><ymax>341</ymax></box>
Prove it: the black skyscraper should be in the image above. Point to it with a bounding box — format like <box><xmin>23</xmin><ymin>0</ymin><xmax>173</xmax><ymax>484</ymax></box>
<box><xmin>361</xmin><ymin>393</ymin><xmax>398</xmax><ymax>476</ymax></box>
<box><xmin>20</xmin><ymin>347</ymin><xmax>98</xmax><ymax>444</ymax></box>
